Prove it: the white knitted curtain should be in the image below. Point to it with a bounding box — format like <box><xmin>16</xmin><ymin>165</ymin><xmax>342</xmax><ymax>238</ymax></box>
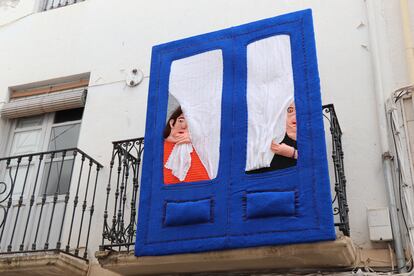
<box><xmin>246</xmin><ymin>35</ymin><xmax>295</xmax><ymax>171</ymax></box>
<box><xmin>168</xmin><ymin>50</ymin><xmax>223</xmax><ymax>180</ymax></box>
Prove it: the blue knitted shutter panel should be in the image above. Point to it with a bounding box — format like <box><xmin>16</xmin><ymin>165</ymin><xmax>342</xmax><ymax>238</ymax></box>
<box><xmin>136</xmin><ymin>9</ymin><xmax>336</xmax><ymax>256</ymax></box>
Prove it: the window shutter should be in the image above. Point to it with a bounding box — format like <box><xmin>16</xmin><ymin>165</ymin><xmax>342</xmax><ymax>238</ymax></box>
<box><xmin>0</xmin><ymin>88</ymin><xmax>87</xmax><ymax>119</ymax></box>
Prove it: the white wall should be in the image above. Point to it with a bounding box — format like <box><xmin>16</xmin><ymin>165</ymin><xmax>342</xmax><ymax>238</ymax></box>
<box><xmin>0</xmin><ymin>0</ymin><xmax>37</xmax><ymax>26</ymax></box>
<box><xmin>0</xmin><ymin>0</ymin><xmax>412</xmax><ymax>252</ymax></box>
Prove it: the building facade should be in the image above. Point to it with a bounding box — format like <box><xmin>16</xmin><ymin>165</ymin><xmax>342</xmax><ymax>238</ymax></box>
<box><xmin>0</xmin><ymin>0</ymin><xmax>413</xmax><ymax>275</ymax></box>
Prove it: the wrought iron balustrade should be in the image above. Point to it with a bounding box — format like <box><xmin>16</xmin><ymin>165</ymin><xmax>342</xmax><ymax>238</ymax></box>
<box><xmin>100</xmin><ymin>138</ymin><xmax>144</xmax><ymax>252</ymax></box>
<box><xmin>42</xmin><ymin>0</ymin><xmax>85</xmax><ymax>11</ymax></box>
<box><xmin>0</xmin><ymin>148</ymin><xmax>102</xmax><ymax>261</ymax></box>
<box><xmin>323</xmin><ymin>104</ymin><xmax>350</xmax><ymax>236</ymax></box>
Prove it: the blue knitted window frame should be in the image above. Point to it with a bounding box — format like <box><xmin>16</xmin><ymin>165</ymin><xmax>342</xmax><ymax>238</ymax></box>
<box><xmin>136</xmin><ymin>9</ymin><xmax>335</xmax><ymax>256</ymax></box>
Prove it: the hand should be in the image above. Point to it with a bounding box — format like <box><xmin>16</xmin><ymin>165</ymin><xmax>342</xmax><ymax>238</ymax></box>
<box><xmin>173</xmin><ymin>132</ymin><xmax>191</xmax><ymax>145</ymax></box>
<box><xmin>270</xmin><ymin>142</ymin><xmax>297</xmax><ymax>159</ymax></box>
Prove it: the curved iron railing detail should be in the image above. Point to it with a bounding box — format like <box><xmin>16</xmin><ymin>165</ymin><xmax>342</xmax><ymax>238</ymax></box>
<box><xmin>100</xmin><ymin>138</ymin><xmax>144</xmax><ymax>252</ymax></box>
<box><xmin>0</xmin><ymin>181</ymin><xmax>8</xmax><ymax>229</ymax></box>
<box><xmin>323</xmin><ymin>104</ymin><xmax>350</xmax><ymax>236</ymax></box>
<box><xmin>0</xmin><ymin>148</ymin><xmax>102</xmax><ymax>261</ymax></box>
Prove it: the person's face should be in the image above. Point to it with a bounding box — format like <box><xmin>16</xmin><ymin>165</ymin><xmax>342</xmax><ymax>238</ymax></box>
<box><xmin>170</xmin><ymin>114</ymin><xmax>188</xmax><ymax>137</ymax></box>
<box><xmin>286</xmin><ymin>103</ymin><xmax>296</xmax><ymax>140</ymax></box>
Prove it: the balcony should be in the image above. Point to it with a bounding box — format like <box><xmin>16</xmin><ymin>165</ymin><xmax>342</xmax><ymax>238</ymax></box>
<box><xmin>96</xmin><ymin>105</ymin><xmax>359</xmax><ymax>275</ymax></box>
<box><xmin>100</xmin><ymin>138</ymin><xmax>144</xmax><ymax>253</ymax></box>
<box><xmin>322</xmin><ymin>104</ymin><xmax>350</xmax><ymax>237</ymax></box>
<box><xmin>42</xmin><ymin>0</ymin><xmax>85</xmax><ymax>11</ymax></box>
<box><xmin>0</xmin><ymin>148</ymin><xmax>102</xmax><ymax>275</ymax></box>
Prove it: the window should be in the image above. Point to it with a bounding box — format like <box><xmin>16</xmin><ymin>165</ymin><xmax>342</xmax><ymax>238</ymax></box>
<box><xmin>5</xmin><ymin>108</ymin><xmax>83</xmax><ymax>196</ymax></box>
<box><xmin>41</xmin><ymin>0</ymin><xmax>85</xmax><ymax>12</ymax></box>
<box><xmin>163</xmin><ymin>50</ymin><xmax>223</xmax><ymax>184</ymax></box>
<box><xmin>245</xmin><ymin>35</ymin><xmax>297</xmax><ymax>174</ymax></box>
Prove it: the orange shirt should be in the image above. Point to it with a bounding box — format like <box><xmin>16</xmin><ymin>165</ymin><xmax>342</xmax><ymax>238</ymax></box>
<box><xmin>163</xmin><ymin>141</ymin><xmax>210</xmax><ymax>184</ymax></box>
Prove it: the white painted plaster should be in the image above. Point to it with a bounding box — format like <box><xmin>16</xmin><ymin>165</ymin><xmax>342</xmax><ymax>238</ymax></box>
<box><xmin>0</xmin><ymin>0</ymin><xmax>412</xmax><ymax>255</ymax></box>
<box><xmin>0</xmin><ymin>0</ymin><xmax>36</xmax><ymax>27</ymax></box>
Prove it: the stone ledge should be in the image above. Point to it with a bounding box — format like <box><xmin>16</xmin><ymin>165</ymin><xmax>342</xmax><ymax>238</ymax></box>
<box><xmin>0</xmin><ymin>250</ymin><xmax>89</xmax><ymax>276</ymax></box>
<box><xmin>96</xmin><ymin>237</ymin><xmax>357</xmax><ymax>275</ymax></box>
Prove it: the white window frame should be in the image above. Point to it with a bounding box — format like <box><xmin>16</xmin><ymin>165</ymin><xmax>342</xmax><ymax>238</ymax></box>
<box><xmin>2</xmin><ymin>110</ymin><xmax>82</xmax><ymax>200</ymax></box>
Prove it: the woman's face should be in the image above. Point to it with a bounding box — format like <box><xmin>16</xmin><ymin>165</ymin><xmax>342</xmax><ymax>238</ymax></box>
<box><xmin>286</xmin><ymin>103</ymin><xmax>297</xmax><ymax>140</ymax></box>
<box><xmin>170</xmin><ymin>114</ymin><xmax>188</xmax><ymax>137</ymax></box>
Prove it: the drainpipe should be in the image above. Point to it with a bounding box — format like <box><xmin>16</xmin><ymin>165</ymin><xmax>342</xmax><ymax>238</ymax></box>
<box><xmin>400</xmin><ymin>0</ymin><xmax>414</xmax><ymax>84</ymax></box>
<box><xmin>383</xmin><ymin>151</ymin><xmax>408</xmax><ymax>273</ymax></box>
<box><xmin>365</xmin><ymin>0</ymin><xmax>407</xmax><ymax>272</ymax></box>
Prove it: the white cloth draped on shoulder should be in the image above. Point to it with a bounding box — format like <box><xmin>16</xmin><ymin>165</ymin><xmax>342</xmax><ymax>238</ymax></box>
<box><xmin>246</xmin><ymin>35</ymin><xmax>295</xmax><ymax>171</ymax></box>
<box><xmin>167</xmin><ymin>50</ymin><xmax>223</xmax><ymax>180</ymax></box>
<box><xmin>164</xmin><ymin>143</ymin><xmax>193</xmax><ymax>181</ymax></box>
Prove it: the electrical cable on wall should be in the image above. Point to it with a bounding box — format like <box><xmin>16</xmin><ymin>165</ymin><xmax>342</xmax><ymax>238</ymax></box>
<box><xmin>55</xmin><ymin>73</ymin><xmax>150</xmax><ymax>91</ymax></box>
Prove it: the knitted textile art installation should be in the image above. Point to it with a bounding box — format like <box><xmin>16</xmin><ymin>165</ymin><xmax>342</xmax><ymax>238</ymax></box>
<box><xmin>136</xmin><ymin>9</ymin><xmax>335</xmax><ymax>256</ymax></box>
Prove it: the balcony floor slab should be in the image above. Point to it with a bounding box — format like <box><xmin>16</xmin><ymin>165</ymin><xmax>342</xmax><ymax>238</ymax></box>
<box><xmin>96</xmin><ymin>236</ymin><xmax>357</xmax><ymax>275</ymax></box>
<box><xmin>0</xmin><ymin>250</ymin><xmax>89</xmax><ymax>276</ymax></box>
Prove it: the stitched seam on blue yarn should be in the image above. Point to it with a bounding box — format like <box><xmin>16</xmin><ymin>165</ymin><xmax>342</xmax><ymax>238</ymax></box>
<box><xmin>210</xmin><ymin>198</ymin><xmax>215</xmax><ymax>223</ymax></box>
<box><xmin>159</xmin><ymin>20</ymin><xmax>298</xmax><ymax>55</ymax></box>
<box><xmin>294</xmin><ymin>189</ymin><xmax>299</xmax><ymax>217</ymax></box>
<box><xmin>300</xmin><ymin>18</ymin><xmax>320</xmax><ymax>229</ymax></box>
<box><xmin>143</xmin><ymin>50</ymin><xmax>163</xmax><ymax>245</ymax></box>
<box><xmin>226</xmin><ymin>34</ymin><xmax>237</xmax><ymax>244</ymax></box>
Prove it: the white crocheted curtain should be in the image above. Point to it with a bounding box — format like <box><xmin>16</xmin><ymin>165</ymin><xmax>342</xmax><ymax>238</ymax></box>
<box><xmin>168</xmin><ymin>50</ymin><xmax>223</xmax><ymax>180</ymax></box>
<box><xmin>245</xmin><ymin>35</ymin><xmax>295</xmax><ymax>171</ymax></box>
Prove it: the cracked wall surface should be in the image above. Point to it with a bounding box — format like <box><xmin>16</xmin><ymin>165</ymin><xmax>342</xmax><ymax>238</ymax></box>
<box><xmin>0</xmin><ymin>0</ymin><xmax>19</xmax><ymax>9</ymax></box>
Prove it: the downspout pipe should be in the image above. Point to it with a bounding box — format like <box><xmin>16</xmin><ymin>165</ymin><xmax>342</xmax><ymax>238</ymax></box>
<box><xmin>383</xmin><ymin>151</ymin><xmax>408</xmax><ymax>273</ymax></box>
<box><xmin>365</xmin><ymin>0</ymin><xmax>407</xmax><ymax>272</ymax></box>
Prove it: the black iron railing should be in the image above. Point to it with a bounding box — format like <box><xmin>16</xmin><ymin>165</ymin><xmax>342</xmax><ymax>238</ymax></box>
<box><xmin>42</xmin><ymin>0</ymin><xmax>85</xmax><ymax>11</ymax></box>
<box><xmin>323</xmin><ymin>104</ymin><xmax>350</xmax><ymax>236</ymax></box>
<box><xmin>100</xmin><ymin>138</ymin><xmax>144</xmax><ymax>252</ymax></box>
<box><xmin>0</xmin><ymin>148</ymin><xmax>102</xmax><ymax>261</ymax></box>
